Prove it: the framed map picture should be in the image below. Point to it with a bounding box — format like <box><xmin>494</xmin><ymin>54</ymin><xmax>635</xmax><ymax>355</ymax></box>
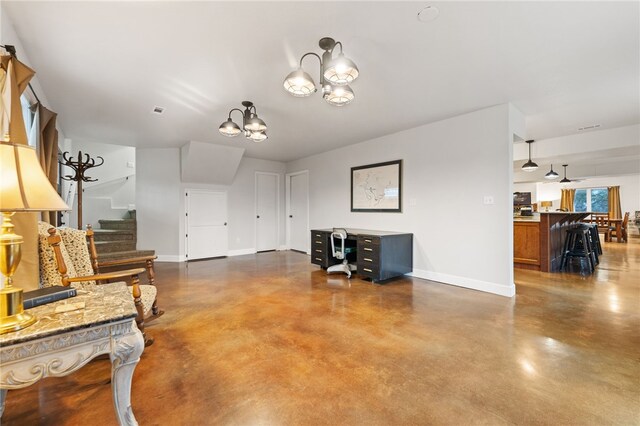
<box><xmin>351</xmin><ymin>160</ymin><xmax>402</xmax><ymax>212</ymax></box>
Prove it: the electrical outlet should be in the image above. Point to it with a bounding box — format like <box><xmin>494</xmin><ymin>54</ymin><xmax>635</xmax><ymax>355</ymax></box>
<box><xmin>127</xmin><ymin>161</ymin><xmax>135</xmax><ymax>168</ymax></box>
<box><xmin>483</xmin><ymin>196</ymin><xmax>494</xmax><ymax>205</ymax></box>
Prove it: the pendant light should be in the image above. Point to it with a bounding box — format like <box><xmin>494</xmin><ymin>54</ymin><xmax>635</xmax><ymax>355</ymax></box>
<box><xmin>560</xmin><ymin>164</ymin><xmax>571</xmax><ymax>183</ymax></box>
<box><xmin>284</xmin><ymin>37</ymin><xmax>359</xmax><ymax>106</ymax></box>
<box><xmin>545</xmin><ymin>164</ymin><xmax>559</xmax><ymax>179</ymax></box>
<box><xmin>521</xmin><ymin>140</ymin><xmax>538</xmax><ymax>172</ymax></box>
<box><xmin>218</xmin><ymin>101</ymin><xmax>268</xmax><ymax>142</ymax></box>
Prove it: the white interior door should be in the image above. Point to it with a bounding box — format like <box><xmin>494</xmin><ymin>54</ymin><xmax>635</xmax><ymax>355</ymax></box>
<box><xmin>256</xmin><ymin>172</ymin><xmax>278</xmax><ymax>252</ymax></box>
<box><xmin>186</xmin><ymin>189</ymin><xmax>228</xmax><ymax>260</ymax></box>
<box><xmin>288</xmin><ymin>171</ymin><xmax>309</xmax><ymax>253</ymax></box>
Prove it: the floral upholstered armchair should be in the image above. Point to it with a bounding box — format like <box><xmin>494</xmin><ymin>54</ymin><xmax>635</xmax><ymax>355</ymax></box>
<box><xmin>37</xmin><ymin>222</ymin><xmax>159</xmax><ymax>346</ymax></box>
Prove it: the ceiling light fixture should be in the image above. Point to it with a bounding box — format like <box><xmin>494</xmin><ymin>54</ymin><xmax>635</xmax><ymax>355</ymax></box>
<box><xmin>521</xmin><ymin>140</ymin><xmax>538</xmax><ymax>172</ymax></box>
<box><xmin>284</xmin><ymin>37</ymin><xmax>359</xmax><ymax>107</ymax></box>
<box><xmin>545</xmin><ymin>164</ymin><xmax>559</xmax><ymax>180</ymax></box>
<box><xmin>218</xmin><ymin>101</ymin><xmax>268</xmax><ymax>143</ymax></box>
<box><xmin>560</xmin><ymin>164</ymin><xmax>571</xmax><ymax>183</ymax></box>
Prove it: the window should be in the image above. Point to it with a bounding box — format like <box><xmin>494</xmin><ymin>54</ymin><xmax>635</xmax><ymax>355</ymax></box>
<box><xmin>574</xmin><ymin>188</ymin><xmax>608</xmax><ymax>212</ymax></box>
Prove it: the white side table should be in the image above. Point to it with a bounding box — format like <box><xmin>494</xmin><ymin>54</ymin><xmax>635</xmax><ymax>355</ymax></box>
<box><xmin>0</xmin><ymin>282</ymin><xmax>145</xmax><ymax>426</ymax></box>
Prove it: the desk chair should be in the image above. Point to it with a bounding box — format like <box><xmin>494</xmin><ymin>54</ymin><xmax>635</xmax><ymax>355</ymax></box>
<box><xmin>327</xmin><ymin>228</ymin><xmax>357</xmax><ymax>278</ymax></box>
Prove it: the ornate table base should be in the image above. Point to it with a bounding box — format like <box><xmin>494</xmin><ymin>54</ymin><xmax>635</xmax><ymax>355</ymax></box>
<box><xmin>0</xmin><ymin>282</ymin><xmax>144</xmax><ymax>425</ymax></box>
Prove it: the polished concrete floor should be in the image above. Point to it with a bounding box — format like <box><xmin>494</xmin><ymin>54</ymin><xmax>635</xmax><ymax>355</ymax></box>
<box><xmin>3</xmin><ymin>235</ymin><xmax>639</xmax><ymax>425</ymax></box>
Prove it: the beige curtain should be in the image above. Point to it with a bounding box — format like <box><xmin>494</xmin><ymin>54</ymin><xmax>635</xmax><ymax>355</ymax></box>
<box><xmin>0</xmin><ymin>54</ymin><xmax>35</xmax><ymax>145</ymax></box>
<box><xmin>1</xmin><ymin>53</ymin><xmax>40</xmax><ymax>289</ymax></box>
<box><xmin>608</xmin><ymin>186</ymin><xmax>622</xmax><ymax>219</ymax></box>
<box><xmin>560</xmin><ymin>188</ymin><xmax>575</xmax><ymax>212</ymax></box>
<box><xmin>38</xmin><ymin>104</ymin><xmax>60</xmax><ymax>225</ymax></box>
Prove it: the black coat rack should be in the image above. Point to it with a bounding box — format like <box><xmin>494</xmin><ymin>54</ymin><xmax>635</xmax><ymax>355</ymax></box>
<box><xmin>59</xmin><ymin>151</ymin><xmax>104</xmax><ymax>229</ymax></box>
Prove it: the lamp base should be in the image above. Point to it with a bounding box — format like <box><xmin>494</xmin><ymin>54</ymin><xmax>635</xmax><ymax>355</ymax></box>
<box><xmin>0</xmin><ymin>286</ymin><xmax>36</xmax><ymax>334</ymax></box>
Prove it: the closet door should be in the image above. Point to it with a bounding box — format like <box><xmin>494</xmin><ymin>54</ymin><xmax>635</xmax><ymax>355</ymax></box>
<box><xmin>256</xmin><ymin>172</ymin><xmax>279</xmax><ymax>252</ymax></box>
<box><xmin>287</xmin><ymin>171</ymin><xmax>309</xmax><ymax>253</ymax></box>
<box><xmin>185</xmin><ymin>189</ymin><xmax>228</xmax><ymax>260</ymax></box>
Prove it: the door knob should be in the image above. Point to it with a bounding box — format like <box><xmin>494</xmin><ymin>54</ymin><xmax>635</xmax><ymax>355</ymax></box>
<box><xmin>224</xmin><ymin>222</ymin><xmax>227</xmax><ymax>226</ymax></box>
<box><xmin>257</xmin><ymin>215</ymin><xmax>260</xmax><ymax>218</ymax></box>
<box><xmin>289</xmin><ymin>215</ymin><xmax>293</xmax><ymax>218</ymax></box>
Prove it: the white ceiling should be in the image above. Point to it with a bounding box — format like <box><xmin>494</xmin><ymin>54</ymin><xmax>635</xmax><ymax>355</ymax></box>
<box><xmin>4</xmin><ymin>1</ymin><xmax>639</xmax><ymax>162</ymax></box>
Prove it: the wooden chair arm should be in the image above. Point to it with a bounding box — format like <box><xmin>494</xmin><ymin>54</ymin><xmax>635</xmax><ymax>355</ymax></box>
<box><xmin>66</xmin><ymin>268</ymin><xmax>146</xmax><ymax>283</ymax></box>
<box><xmin>97</xmin><ymin>256</ymin><xmax>157</xmax><ymax>268</ymax></box>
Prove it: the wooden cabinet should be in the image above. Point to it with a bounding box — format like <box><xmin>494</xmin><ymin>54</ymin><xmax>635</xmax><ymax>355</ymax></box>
<box><xmin>310</xmin><ymin>229</ymin><xmax>413</xmax><ymax>282</ymax></box>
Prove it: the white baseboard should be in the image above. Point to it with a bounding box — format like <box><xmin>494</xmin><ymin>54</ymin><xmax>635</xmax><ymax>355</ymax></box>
<box><xmin>409</xmin><ymin>269</ymin><xmax>515</xmax><ymax>298</ymax></box>
<box><xmin>228</xmin><ymin>248</ymin><xmax>256</xmax><ymax>257</ymax></box>
<box><xmin>278</xmin><ymin>245</ymin><xmax>288</xmax><ymax>251</ymax></box>
<box><xmin>156</xmin><ymin>255</ymin><xmax>186</xmax><ymax>262</ymax></box>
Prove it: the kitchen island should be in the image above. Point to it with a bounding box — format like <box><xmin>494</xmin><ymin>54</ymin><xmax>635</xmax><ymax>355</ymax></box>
<box><xmin>514</xmin><ymin>212</ymin><xmax>591</xmax><ymax>272</ymax></box>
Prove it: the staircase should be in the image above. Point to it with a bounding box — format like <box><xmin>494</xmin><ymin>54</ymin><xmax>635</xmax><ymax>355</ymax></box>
<box><xmin>93</xmin><ymin>211</ymin><xmax>155</xmax><ymax>261</ymax></box>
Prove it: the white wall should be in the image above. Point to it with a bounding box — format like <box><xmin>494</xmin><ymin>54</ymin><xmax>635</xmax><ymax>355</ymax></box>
<box><xmin>536</xmin><ymin>174</ymin><xmax>640</xmax><ymax>215</ymax></box>
<box><xmin>136</xmin><ymin>148</ymin><xmax>182</xmax><ymax>260</ymax></box>
<box><xmin>136</xmin><ymin>148</ymin><xmax>286</xmax><ymax>261</ymax></box>
<box><xmin>286</xmin><ymin>104</ymin><xmax>523</xmax><ymax>297</ymax></box>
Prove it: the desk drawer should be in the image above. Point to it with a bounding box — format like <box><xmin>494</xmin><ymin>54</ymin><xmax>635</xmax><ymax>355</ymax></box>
<box><xmin>358</xmin><ymin>264</ymin><xmax>379</xmax><ymax>279</ymax></box>
<box><xmin>358</xmin><ymin>235</ymin><xmax>380</xmax><ymax>246</ymax></box>
<box><xmin>357</xmin><ymin>252</ymin><xmax>380</xmax><ymax>268</ymax></box>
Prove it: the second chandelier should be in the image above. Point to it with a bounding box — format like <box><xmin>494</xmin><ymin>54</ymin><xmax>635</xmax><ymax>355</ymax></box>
<box><xmin>284</xmin><ymin>37</ymin><xmax>359</xmax><ymax>107</ymax></box>
<box><xmin>218</xmin><ymin>101</ymin><xmax>267</xmax><ymax>142</ymax></box>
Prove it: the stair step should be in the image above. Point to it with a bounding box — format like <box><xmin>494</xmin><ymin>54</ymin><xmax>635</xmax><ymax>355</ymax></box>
<box><xmin>99</xmin><ymin>219</ymin><xmax>137</xmax><ymax>231</ymax></box>
<box><xmin>98</xmin><ymin>250</ymin><xmax>156</xmax><ymax>262</ymax></box>
<box><xmin>94</xmin><ymin>240</ymin><xmax>137</xmax><ymax>254</ymax></box>
<box><xmin>93</xmin><ymin>229</ymin><xmax>135</xmax><ymax>242</ymax></box>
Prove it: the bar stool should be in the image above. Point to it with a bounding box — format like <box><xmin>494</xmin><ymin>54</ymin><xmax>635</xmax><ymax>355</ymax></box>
<box><xmin>561</xmin><ymin>227</ymin><xmax>596</xmax><ymax>273</ymax></box>
<box><xmin>576</xmin><ymin>223</ymin><xmax>601</xmax><ymax>265</ymax></box>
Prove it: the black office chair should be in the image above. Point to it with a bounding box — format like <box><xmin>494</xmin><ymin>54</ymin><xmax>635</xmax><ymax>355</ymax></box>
<box><xmin>327</xmin><ymin>228</ymin><xmax>357</xmax><ymax>278</ymax></box>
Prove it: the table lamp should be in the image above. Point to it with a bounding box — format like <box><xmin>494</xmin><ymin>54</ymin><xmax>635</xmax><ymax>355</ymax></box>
<box><xmin>540</xmin><ymin>201</ymin><xmax>553</xmax><ymax>212</ymax></box>
<box><xmin>0</xmin><ymin>138</ymin><xmax>69</xmax><ymax>334</ymax></box>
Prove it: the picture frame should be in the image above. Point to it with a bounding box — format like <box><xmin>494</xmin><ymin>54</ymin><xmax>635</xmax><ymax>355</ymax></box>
<box><xmin>351</xmin><ymin>160</ymin><xmax>402</xmax><ymax>212</ymax></box>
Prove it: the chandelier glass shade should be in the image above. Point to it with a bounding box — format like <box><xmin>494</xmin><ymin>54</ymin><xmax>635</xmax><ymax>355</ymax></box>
<box><xmin>283</xmin><ymin>69</ymin><xmax>317</xmax><ymax>97</ymax></box>
<box><xmin>219</xmin><ymin>119</ymin><xmax>242</xmax><ymax>137</ymax></box>
<box><xmin>218</xmin><ymin>101</ymin><xmax>267</xmax><ymax>142</ymax></box>
<box><xmin>522</xmin><ymin>139</ymin><xmax>538</xmax><ymax>172</ymax></box>
<box><xmin>323</xmin><ymin>53</ymin><xmax>359</xmax><ymax>85</ymax></box>
<box><xmin>284</xmin><ymin>37</ymin><xmax>359</xmax><ymax>105</ymax></box>
<box><xmin>323</xmin><ymin>84</ymin><xmax>355</xmax><ymax>106</ymax></box>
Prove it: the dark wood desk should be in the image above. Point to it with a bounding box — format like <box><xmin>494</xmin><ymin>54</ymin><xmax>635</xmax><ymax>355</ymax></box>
<box><xmin>310</xmin><ymin>229</ymin><xmax>413</xmax><ymax>283</ymax></box>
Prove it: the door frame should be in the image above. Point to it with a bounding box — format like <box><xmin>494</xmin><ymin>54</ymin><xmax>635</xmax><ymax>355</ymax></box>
<box><xmin>255</xmin><ymin>171</ymin><xmax>281</xmax><ymax>252</ymax></box>
<box><xmin>285</xmin><ymin>170</ymin><xmax>310</xmax><ymax>254</ymax></box>
<box><xmin>184</xmin><ymin>188</ymin><xmax>228</xmax><ymax>261</ymax></box>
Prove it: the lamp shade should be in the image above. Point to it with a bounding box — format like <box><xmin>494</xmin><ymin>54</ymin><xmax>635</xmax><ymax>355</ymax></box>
<box><xmin>245</xmin><ymin>115</ymin><xmax>267</xmax><ymax>132</ymax></box>
<box><xmin>0</xmin><ymin>142</ymin><xmax>69</xmax><ymax>212</ymax></box>
<box><xmin>541</xmin><ymin>201</ymin><xmax>553</xmax><ymax>208</ymax></box>
<box><xmin>248</xmin><ymin>131</ymin><xmax>267</xmax><ymax>143</ymax></box>
<box><xmin>283</xmin><ymin>68</ymin><xmax>316</xmax><ymax>97</ymax></box>
<box><xmin>323</xmin><ymin>53</ymin><xmax>359</xmax><ymax>85</ymax></box>
<box><xmin>218</xmin><ymin>119</ymin><xmax>241</xmax><ymax>137</ymax></box>
<box><xmin>545</xmin><ymin>164</ymin><xmax>559</xmax><ymax>179</ymax></box>
<box><xmin>323</xmin><ymin>85</ymin><xmax>355</xmax><ymax>107</ymax></box>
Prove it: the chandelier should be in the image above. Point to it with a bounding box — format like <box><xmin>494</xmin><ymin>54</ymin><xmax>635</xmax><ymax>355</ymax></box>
<box><xmin>284</xmin><ymin>37</ymin><xmax>359</xmax><ymax>107</ymax></box>
<box><xmin>218</xmin><ymin>101</ymin><xmax>267</xmax><ymax>142</ymax></box>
